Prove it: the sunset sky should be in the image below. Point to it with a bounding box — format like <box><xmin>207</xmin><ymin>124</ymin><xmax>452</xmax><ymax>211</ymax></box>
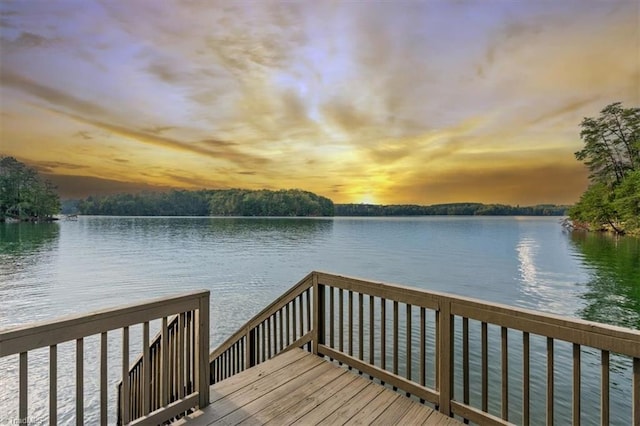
<box><xmin>1</xmin><ymin>0</ymin><xmax>638</xmax><ymax>205</ymax></box>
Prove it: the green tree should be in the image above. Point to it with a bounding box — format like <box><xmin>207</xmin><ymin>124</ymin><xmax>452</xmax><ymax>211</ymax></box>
<box><xmin>575</xmin><ymin>102</ymin><xmax>639</xmax><ymax>186</ymax></box>
<box><xmin>0</xmin><ymin>156</ymin><xmax>60</xmax><ymax>221</ymax></box>
<box><xmin>570</xmin><ymin>103</ymin><xmax>640</xmax><ymax>234</ymax></box>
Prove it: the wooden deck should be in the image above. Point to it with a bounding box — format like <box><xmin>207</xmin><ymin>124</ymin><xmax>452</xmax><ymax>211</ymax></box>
<box><xmin>176</xmin><ymin>348</ymin><xmax>460</xmax><ymax>425</ymax></box>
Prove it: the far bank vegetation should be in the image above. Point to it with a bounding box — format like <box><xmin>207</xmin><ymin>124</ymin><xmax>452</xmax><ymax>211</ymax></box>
<box><xmin>77</xmin><ymin>189</ymin><xmax>335</xmax><ymax>217</ymax></box>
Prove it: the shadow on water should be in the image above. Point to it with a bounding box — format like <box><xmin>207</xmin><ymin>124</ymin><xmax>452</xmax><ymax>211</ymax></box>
<box><xmin>0</xmin><ymin>222</ymin><xmax>60</xmax><ymax>257</ymax></box>
<box><xmin>569</xmin><ymin>231</ymin><xmax>640</xmax><ymax>329</ymax></box>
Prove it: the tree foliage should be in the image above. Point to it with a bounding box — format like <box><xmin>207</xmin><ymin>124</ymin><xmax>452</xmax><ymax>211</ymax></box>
<box><xmin>335</xmin><ymin>203</ymin><xmax>567</xmax><ymax>216</ymax></box>
<box><xmin>0</xmin><ymin>156</ymin><xmax>60</xmax><ymax>221</ymax></box>
<box><xmin>570</xmin><ymin>103</ymin><xmax>640</xmax><ymax>234</ymax></box>
<box><xmin>78</xmin><ymin>189</ymin><xmax>334</xmax><ymax>217</ymax></box>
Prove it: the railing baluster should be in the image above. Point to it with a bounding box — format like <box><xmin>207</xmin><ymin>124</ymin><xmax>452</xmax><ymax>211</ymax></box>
<box><xmin>306</xmin><ymin>289</ymin><xmax>311</xmax><ymax>336</ymax></box>
<box><xmin>502</xmin><ymin>327</ymin><xmax>508</xmax><ymax>421</ymax></box>
<box><xmin>633</xmin><ymin>357</ymin><xmax>639</xmax><ymax>425</ymax></box>
<box><xmin>523</xmin><ymin>331</ymin><xmax>530</xmax><ymax>426</ymax></box>
<box><xmin>169</xmin><ymin>327</ymin><xmax>174</xmax><ymax>402</ymax></box>
<box><xmin>381</xmin><ymin>298</ymin><xmax>386</xmax><ymax>375</ymax></box>
<box><xmin>406</xmin><ymin>304</ymin><xmax>412</xmax><ymax>396</ymax></box>
<box><xmin>435</xmin><ymin>308</ymin><xmax>440</xmax><ymax>392</ymax></box>
<box><xmin>198</xmin><ymin>293</ymin><xmax>210</xmax><ymax>408</ymax></box>
<box><xmin>177</xmin><ymin>315</ymin><xmax>184</xmax><ymax>400</ymax></box>
<box><xmin>76</xmin><ymin>337</ymin><xmax>83</xmax><ymax>425</ymax></box>
<box><xmin>339</xmin><ymin>289</ymin><xmax>344</xmax><ymax>357</ymax></box>
<box><xmin>292</xmin><ymin>297</ymin><xmax>297</xmax><ymax>341</ymax></box>
<box><xmin>393</xmin><ymin>300</ymin><xmax>399</xmax><ymax>383</ymax></box>
<box><xmin>358</xmin><ymin>292</ymin><xmax>364</xmax><ymax>364</ymax></box>
<box><xmin>162</xmin><ymin>317</ymin><xmax>169</xmax><ymax>406</ymax></box>
<box><xmin>547</xmin><ymin>337</ymin><xmax>554</xmax><ymax>425</ymax></box>
<box><xmin>573</xmin><ymin>343</ymin><xmax>581</xmax><ymax>426</ymax></box>
<box><xmin>330</xmin><ymin>287</ymin><xmax>335</xmax><ymax>350</ymax></box>
<box><xmin>601</xmin><ymin>350</ymin><xmax>609</xmax><ymax>426</ymax></box>
<box><xmin>298</xmin><ymin>295</ymin><xmax>304</xmax><ymax>340</ymax></box>
<box><xmin>463</xmin><ymin>316</ymin><xmax>469</xmax><ymax>420</ymax></box>
<box><xmin>278</xmin><ymin>309</ymin><xmax>284</xmax><ymax>352</ymax></box>
<box><xmin>258</xmin><ymin>322</ymin><xmax>263</xmax><ymax>363</ymax></box>
<box><xmin>369</xmin><ymin>295</ymin><xmax>374</xmax><ymax>368</ymax></box>
<box><xmin>420</xmin><ymin>307</ymin><xmax>426</xmax><ymax>389</ymax></box>
<box><xmin>438</xmin><ymin>300</ymin><xmax>453</xmax><ymax>416</ymax></box>
<box><xmin>50</xmin><ymin>344</ymin><xmax>57</xmax><ymax>424</ymax></box>
<box><xmin>266</xmin><ymin>316</ymin><xmax>272</xmax><ymax>359</ymax></box>
<box><xmin>100</xmin><ymin>332</ymin><xmax>107</xmax><ymax>425</ymax></box>
<box><xmin>481</xmin><ymin>321</ymin><xmax>488</xmax><ymax>412</ymax></box>
<box><xmin>285</xmin><ymin>302</ymin><xmax>290</xmax><ymax>346</ymax></box>
<box><xmin>122</xmin><ymin>326</ymin><xmax>130</xmax><ymax>424</ymax></box>
<box><xmin>187</xmin><ymin>312</ymin><xmax>193</xmax><ymax>393</ymax></box>
<box><xmin>141</xmin><ymin>323</ymin><xmax>150</xmax><ymax>415</ymax></box>
<box><xmin>348</xmin><ymin>290</ymin><xmax>353</xmax><ymax>360</ymax></box>
<box><xmin>19</xmin><ymin>352</ymin><xmax>27</xmax><ymax>423</ymax></box>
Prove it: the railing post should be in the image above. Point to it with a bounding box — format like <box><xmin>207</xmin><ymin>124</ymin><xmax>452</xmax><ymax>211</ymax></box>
<box><xmin>312</xmin><ymin>273</ymin><xmax>325</xmax><ymax>354</ymax></box>
<box><xmin>197</xmin><ymin>292</ymin><xmax>210</xmax><ymax>408</ymax></box>
<box><xmin>438</xmin><ymin>298</ymin><xmax>453</xmax><ymax>416</ymax></box>
<box><xmin>246</xmin><ymin>326</ymin><xmax>255</xmax><ymax>369</ymax></box>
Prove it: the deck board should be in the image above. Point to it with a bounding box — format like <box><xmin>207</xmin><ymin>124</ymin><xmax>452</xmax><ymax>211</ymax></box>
<box><xmin>176</xmin><ymin>349</ymin><xmax>461</xmax><ymax>426</ymax></box>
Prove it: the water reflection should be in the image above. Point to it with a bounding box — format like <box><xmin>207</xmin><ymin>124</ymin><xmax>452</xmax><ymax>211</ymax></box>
<box><xmin>0</xmin><ymin>222</ymin><xmax>60</xmax><ymax>256</ymax></box>
<box><xmin>569</xmin><ymin>231</ymin><xmax>640</xmax><ymax>329</ymax></box>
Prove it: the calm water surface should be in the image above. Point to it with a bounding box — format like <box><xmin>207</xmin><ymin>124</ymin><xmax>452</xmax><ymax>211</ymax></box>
<box><xmin>1</xmin><ymin>216</ymin><xmax>638</xmax><ymax>424</ymax></box>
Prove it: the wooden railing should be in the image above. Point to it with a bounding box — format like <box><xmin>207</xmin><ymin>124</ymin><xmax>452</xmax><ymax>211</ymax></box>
<box><xmin>0</xmin><ymin>290</ymin><xmax>210</xmax><ymax>426</ymax></box>
<box><xmin>117</xmin><ymin>311</ymin><xmax>197</xmax><ymax>425</ymax></box>
<box><xmin>209</xmin><ymin>271</ymin><xmax>640</xmax><ymax>425</ymax></box>
<box><xmin>209</xmin><ymin>272</ymin><xmax>314</xmax><ymax>383</ymax></box>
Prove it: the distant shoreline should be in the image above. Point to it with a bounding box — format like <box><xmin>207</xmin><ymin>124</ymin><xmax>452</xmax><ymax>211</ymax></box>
<box><xmin>59</xmin><ymin>189</ymin><xmax>569</xmax><ymax>217</ymax></box>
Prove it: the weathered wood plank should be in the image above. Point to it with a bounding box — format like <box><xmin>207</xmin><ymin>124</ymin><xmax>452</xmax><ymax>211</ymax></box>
<box><xmin>397</xmin><ymin>401</ymin><xmax>437</xmax><ymax>424</ymax></box>
<box><xmin>316</xmin><ymin>380</ymin><xmax>386</xmax><ymax>426</ymax></box>
<box><xmin>291</xmin><ymin>372</ymin><xmax>370</xmax><ymax>425</ymax></box>
<box><xmin>207</xmin><ymin>358</ymin><xmax>327</xmax><ymax>423</ymax></box>
<box><xmin>263</xmin><ymin>369</ymin><xmax>360</xmax><ymax>424</ymax></box>
<box><xmin>231</xmin><ymin>362</ymin><xmax>347</xmax><ymax>424</ymax></box>
<box><xmin>209</xmin><ymin>347</ymin><xmax>309</xmax><ymax>402</ymax></box>
<box><xmin>369</xmin><ymin>392</ymin><xmax>414</xmax><ymax>425</ymax></box>
<box><xmin>344</xmin><ymin>387</ymin><xmax>399</xmax><ymax>425</ymax></box>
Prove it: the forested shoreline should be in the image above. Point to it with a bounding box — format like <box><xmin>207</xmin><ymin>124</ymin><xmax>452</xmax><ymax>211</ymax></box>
<box><xmin>75</xmin><ymin>189</ymin><xmax>335</xmax><ymax>216</ymax></box>
<box><xmin>335</xmin><ymin>203</ymin><xmax>567</xmax><ymax>216</ymax></box>
<box><xmin>62</xmin><ymin>190</ymin><xmax>568</xmax><ymax>217</ymax></box>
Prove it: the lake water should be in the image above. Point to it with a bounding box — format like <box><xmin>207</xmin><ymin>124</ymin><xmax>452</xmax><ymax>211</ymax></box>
<box><xmin>1</xmin><ymin>216</ymin><xmax>638</xmax><ymax>424</ymax></box>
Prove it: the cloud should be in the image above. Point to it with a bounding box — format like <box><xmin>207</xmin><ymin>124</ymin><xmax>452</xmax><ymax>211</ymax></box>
<box><xmin>42</xmin><ymin>173</ymin><xmax>175</xmax><ymax>199</ymax></box>
<box><xmin>1</xmin><ymin>32</ymin><xmax>56</xmax><ymax>48</ymax></box>
<box><xmin>1</xmin><ymin>71</ymin><xmax>109</xmax><ymax>116</ymax></box>
<box><xmin>49</xmin><ymin>108</ymin><xmax>271</xmax><ymax>168</ymax></box>
<box><xmin>73</xmin><ymin>131</ymin><xmax>93</xmax><ymax>140</ymax></box>
<box><xmin>30</xmin><ymin>160</ymin><xmax>89</xmax><ymax>174</ymax></box>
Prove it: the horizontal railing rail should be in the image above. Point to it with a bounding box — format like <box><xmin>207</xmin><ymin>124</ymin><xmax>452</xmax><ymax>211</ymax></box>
<box><xmin>209</xmin><ymin>271</ymin><xmax>640</xmax><ymax>425</ymax></box>
<box><xmin>0</xmin><ymin>290</ymin><xmax>210</xmax><ymax>426</ymax></box>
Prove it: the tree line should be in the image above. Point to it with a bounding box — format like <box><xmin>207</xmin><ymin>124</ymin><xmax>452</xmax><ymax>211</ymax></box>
<box><xmin>1</xmin><ymin>156</ymin><xmax>60</xmax><ymax>222</ymax></box>
<box><xmin>569</xmin><ymin>102</ymin><xmax>640</xmax><ymax>235</ymax></box>
<box><xmin>334</xmin><ymin>203</ymin><xmax>567</xmax><ymax>216</ymax></box>
<box><xmin>77</xmin><ymin>189</ymin><xmax>335</xmax><ymax>217</ymax></box>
